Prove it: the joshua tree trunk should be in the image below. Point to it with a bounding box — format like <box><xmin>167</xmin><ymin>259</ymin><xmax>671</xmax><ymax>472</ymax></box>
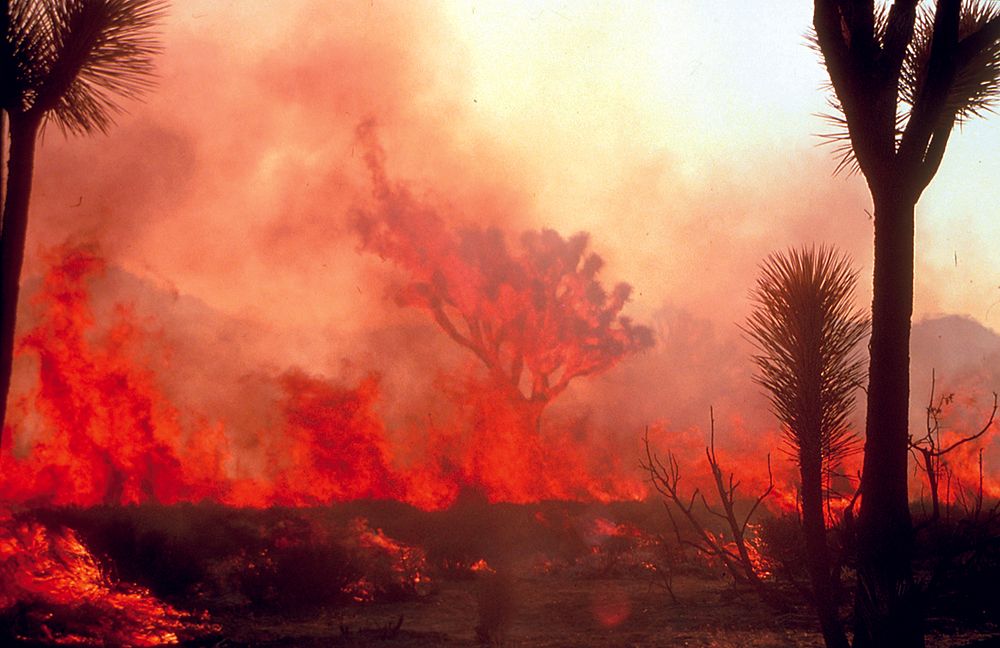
<box><xmin>0</xmin><ymin>112</ymin><xmax>42</xmax><ymax>442</ymax></box>
<box><xmin>853</xmin><ymin>188</ymin><xmax>922</xmax><ymax>648</ymax></box>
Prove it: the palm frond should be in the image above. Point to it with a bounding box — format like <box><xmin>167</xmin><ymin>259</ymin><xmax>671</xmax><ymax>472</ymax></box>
<box><xmin>742</xmin><ymin>246</ymin><xmax>870</xmax><ymax>475</ymax></box>
<box><xmin>901</xmin><ymin>0</ymin><xmax>1000</xmax><ymax>125</ymax></box>
<box><xmin>2</xmin><ymin>0</ymin><xmax>55</xmax><ymax>111</ymax></box>
<box><xmin>4</xmin><ymin>0</ymin><xmax>168</xmax><ymax>134</ymax></box>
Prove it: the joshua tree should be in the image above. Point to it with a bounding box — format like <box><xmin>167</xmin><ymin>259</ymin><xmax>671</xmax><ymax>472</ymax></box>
<box><xmin>744</xmin><ymin>246</ymin><xmax>869</xmax><ymax>648</ymax></box>
<box><xmin>0</xmin><ymin>0</ymin><xmax>168</xmax><ymax>447</ymax></box>
<box><xmin>811</xmin><ymin>2</ymin><xmax>1000</xmax><ymax>645</ymax></box>
<box><xmin>354</xmin><ymin>122</ymin><xmax>654</xmax><ymax>436</ymax></box>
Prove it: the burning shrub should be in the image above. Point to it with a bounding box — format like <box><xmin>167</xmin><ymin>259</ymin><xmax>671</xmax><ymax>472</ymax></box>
<box><xmin>0</xmin><ymin>515</ymin><xmax>216</xmax><ymax>646</ymax></box>
<box><xmin>343</xmin><ymin>518</ymin><xmax>430</xmax><ymax>603</ymax></box>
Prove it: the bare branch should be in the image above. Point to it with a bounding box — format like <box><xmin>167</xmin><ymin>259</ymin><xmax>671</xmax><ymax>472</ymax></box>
<box><xmin>742</xmin><ymin>454</ymin><xmax>776</xmax><ymax>538</ymax></box>
<box><xmin>937</xmin><ymin>391</ymin><xmax>998</xmax><ymax>455</ymax></box>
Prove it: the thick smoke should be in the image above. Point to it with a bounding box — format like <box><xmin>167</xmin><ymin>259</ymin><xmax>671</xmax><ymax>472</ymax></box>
<box><xmin>3</xmin><ymin>2</ymin><xmax>996</xmax><ymax>508</ymax></box>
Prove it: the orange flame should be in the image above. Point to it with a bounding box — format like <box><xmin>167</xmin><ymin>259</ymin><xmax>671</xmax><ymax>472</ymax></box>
<box><xmin>0</xmin><ymin>514</ymin><xmax>216</xmax><ymax>646</ymax></box>
<box><xmin>2</xmin><ymin>244</ymin><xmax>649</xmax><ymax>509</ymax></box>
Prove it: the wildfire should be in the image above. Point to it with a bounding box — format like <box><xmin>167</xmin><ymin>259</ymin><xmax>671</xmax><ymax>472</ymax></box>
<box><xmin>698</xmin><ymin>525</ymin><xmax>774</xmax><ymax>581</ymax></box>
<box><xmin>0</xmin><ymin>515</ymin><xmax>216</xmax><ymax>646</ymax></box>
<box><xmin>1</xmin><ymin>244</ymin><xmax>649</xmax><ymax>511</ymax></box>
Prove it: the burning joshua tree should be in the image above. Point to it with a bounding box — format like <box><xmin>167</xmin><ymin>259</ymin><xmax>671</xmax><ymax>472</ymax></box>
<box><xmin>354</xmin><ymin>121</ymin><xmax>654</xmax><ymax>443</ymax></box>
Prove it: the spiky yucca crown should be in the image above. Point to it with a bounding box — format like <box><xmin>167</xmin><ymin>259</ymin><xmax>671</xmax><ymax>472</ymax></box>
<box><xmin>812</xmin><ymin>0</ymin><xmax>1000</xmax><ymax>175</ymax></box>
<box><xmin>743</xmin><ymin>246</ymin><xmax>870</xmax><ymax>472</ymax></box>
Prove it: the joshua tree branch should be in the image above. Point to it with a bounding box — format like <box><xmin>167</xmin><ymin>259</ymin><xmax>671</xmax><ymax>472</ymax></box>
<box><xmin>898</xmin><ymin>0</ymin><xmax>961</xmax><ymax>174</ymax></box>
<box><xmin>883</xmin><ymin>1</ymin><xmax>921</xmax><ymax>75</ymax></box>
<box><xmin>915</xmin><ymin>121</ymin><xmax>954</xmax><ymax>194</ymax></box>
<box><xmin>428</xmin><ymin>302</ymin><xmax>482</xmax><ymax>360</ymax></box>
<box><xmin>956</xmin><ymin>14</ymin><xmax>1000</xmax><ymax>63</ymax></box>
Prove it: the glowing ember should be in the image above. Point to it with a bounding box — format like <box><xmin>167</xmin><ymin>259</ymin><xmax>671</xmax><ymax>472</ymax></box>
<box><xmin>699</xmin><ymin>524</ymin><xmax>774</xmax><ymax>581</ymax></box>
<box><xmin>469</xmin><ymin>558</ymin><xmax>495</xmax><ymax>574</ymax></box>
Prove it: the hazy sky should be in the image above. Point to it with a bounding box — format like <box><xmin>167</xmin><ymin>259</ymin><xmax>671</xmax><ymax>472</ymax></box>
<box><xmin>24</xmin><ymin>0</ymin><xmax>1000</xmax><ymax>372</ymax></box>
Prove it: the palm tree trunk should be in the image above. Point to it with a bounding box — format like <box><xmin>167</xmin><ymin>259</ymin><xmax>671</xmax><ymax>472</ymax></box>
<box><xmin>853</xmin><ymin>189</ymin><xmax>923</xmax><ymax>648</ymax></box>
<box><xmin>1</xmin><ymin>109</ymin><xmax>7</xmax><ymax>209</ymax></box>
<box><xmin>0</xmin><ymin>112</ymin><xmax>42</xmax><ymax>448</ymax></box>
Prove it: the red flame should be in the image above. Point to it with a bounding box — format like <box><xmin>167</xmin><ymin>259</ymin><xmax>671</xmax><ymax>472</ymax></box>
<box><xmin>3</xmin><ymin>247</ymin><xmax>228</xmax><ymax>506</ymax></box>
<box><xmin>1</xmin><ymin>244</ymin><xmax>650</xmax><ymax>509</ymax></box>
<box><xmin>2</xmin><ymin>237</ymin><xmax>987</xmax><ymax>517</ymax></box>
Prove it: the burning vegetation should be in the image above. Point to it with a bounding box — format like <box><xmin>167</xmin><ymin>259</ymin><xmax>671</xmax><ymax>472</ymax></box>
<box><xmin>0</xmin><ymin>44</ymin><xmax>996</xmax><ymax>648</ymax></box>
<box><xmin>1</xmin><ymin>239</ymin><xmax>651</xmax><ymax>510</ymax></box>
<box><xmin>0</xmin><ymin>211</ymin><xmax>996</xmax><ymax>645</ymax></box>
<box><xmin>0</xmin><ymin>514</ymin><xmax>216</xmax><ymax>646</ymax></box>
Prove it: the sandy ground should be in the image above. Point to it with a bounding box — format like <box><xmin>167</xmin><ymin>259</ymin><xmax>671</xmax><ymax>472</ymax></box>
<box><xmin>208</xmin><ymin>574</ymin><xmax>1000</xmax><ymax>648</ymax></box>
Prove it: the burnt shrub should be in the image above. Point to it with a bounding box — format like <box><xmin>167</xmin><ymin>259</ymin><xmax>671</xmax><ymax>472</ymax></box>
<box><xmin>757</xmin><ymin>513</ymin><xmax>810</xmax><ymax>588</ymax></box>
<box><xmin>236</xmin><ymin>540</ymin><xmax>358</xmax><ymax>611</ymax></box>
<box><xmin>26</xmin><ymin>505</ymin><xmax>438</xmax><ymax>611</ymax></box>
<box><xmin>27</xmin><ymin>504</ymin><xmax>243</xmax><ymax>599</ymax></box>
<box><xmin>917</xmin><ymin>512</ymin><xmax>1000</xmax><ymax>626</ymax></box>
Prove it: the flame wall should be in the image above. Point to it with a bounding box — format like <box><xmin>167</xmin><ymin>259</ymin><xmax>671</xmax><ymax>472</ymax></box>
<box><xmin>3</xmin><ymin>1</ymin><xmax>998</xmax><ymax>510</ymax></box>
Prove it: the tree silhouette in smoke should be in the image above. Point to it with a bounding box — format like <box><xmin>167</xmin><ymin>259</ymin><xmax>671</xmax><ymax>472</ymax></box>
<box><xmin>744</xmin><ymin>246</ymin><xmax>869</xmax><ymax>648</ymax></box>
<box><xmin>0</xmin><ymin>0</ymin><xmax>168</xmax><ymax>455</ymax></box>
<box><xmin>354</xmin><ymin>121</ymin><xmax>653</xmax><ymax>436</ymax></box>
<box><xmin>812</xmin><ymin>2</ymin><xmax>1000</xmax><ymax>645</ymax></box>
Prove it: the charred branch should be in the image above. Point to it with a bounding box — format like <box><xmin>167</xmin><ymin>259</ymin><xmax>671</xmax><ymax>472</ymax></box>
<box><xmin>642</xmin><ymin>413</ymin><xmax>782</xmax><ymax>610</ymax></box>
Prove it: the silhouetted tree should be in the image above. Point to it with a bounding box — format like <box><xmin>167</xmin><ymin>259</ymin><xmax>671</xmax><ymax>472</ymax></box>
<box><xmin>812</xmin><ymin>2</ymin><xmax>1000</xmax><ymax>645</ymax></box>
<box><xmin>355</xmin><ymin>122</ymin><xmax>653</xmax><ymax>435</ymax></box>
<box><xmin>744</xmin><ymin>246</ymin><xmax>869</xmax><ymax>648</ymax></box>
<box><xmin>0</xmin><ymin>0</ymin><xmax>168</xmax><ymax>450</ymax></box>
